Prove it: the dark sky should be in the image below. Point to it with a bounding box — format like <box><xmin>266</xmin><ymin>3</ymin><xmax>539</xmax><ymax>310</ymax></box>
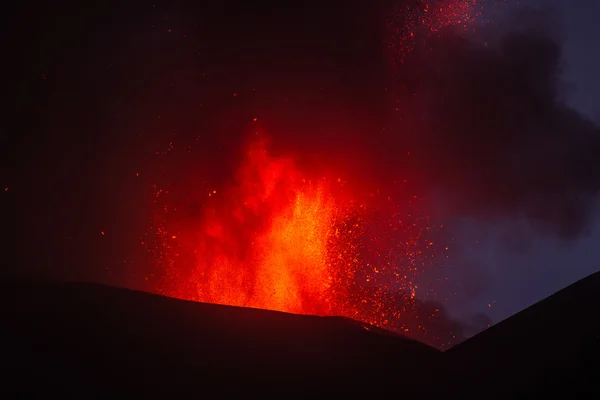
<box><xmin>5</xmin><ymin>0</ymin><xmax>600</xmax><ymax>337</ymax></box>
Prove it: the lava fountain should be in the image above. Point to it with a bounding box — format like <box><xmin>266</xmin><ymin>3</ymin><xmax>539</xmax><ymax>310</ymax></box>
<box><xmin>144</xmin><ymin>135</ymin><xmax>452</xmax><ymax>346</ymax></box>
<box><xmin>192</xmin><ymin>139</ymin><xmax>339</xmax><ymax>315</ymax></box>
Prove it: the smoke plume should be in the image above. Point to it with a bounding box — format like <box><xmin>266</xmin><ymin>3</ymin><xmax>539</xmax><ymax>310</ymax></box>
<box><xmin>386</xmin><ymin>6</ymin><xmax>600</xmax><ymax>240</ymax></box>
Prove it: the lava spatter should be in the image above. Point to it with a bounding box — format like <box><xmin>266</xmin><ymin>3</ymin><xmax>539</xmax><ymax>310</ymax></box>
<box><xmin>144</xmin><ymin>137</ymin><xmax>452</xmax><ymax>347</ymax></box>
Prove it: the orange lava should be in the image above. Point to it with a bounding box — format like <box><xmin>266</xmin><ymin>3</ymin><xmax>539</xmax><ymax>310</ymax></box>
<box><xmin>191</xmin><ymin>139</ymin><xmax>340</xmax><ymax>315</ymax></box>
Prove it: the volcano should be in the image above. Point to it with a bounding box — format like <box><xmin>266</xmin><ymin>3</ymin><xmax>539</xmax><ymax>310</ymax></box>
<box><xmin>1</xmin><ymin>279</ymin><xmax>441</xmax><ymax>394</ymax></box>
<box><xmin>1</xmin><ymin>272</ymin><xmax>598</xmax><ymax>394</ymax></box>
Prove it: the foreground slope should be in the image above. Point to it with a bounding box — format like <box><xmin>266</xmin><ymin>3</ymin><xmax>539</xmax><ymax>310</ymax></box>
<box><xmin>1</xmin><ymin>281</ymin><xmax>441</xmax><ymax>393</ymax></box>
<box><xmin>448</xmin><ymin>272</ymin><xmax>600</xmax><ymax>393</ymax></box>
<box><xmin>1</xmin><ymin>272</ymin><xmax>598</xmax><ymax>394</ymax></box>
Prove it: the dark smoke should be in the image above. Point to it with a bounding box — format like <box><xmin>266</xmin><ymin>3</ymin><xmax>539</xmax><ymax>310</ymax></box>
<box><xmin>387</xmin><ymin>7</ymin><xmax>600</xmax><ymax>240</ymax></box>
<box><xmin>357</xmin><ymin>285</ymin><xmax>472</xmax><ymax>349</ymax></box>
<box><xmin>407</xmin><ymin>298</ymin><xmax>470</xmax><ymax>349</ymax></box>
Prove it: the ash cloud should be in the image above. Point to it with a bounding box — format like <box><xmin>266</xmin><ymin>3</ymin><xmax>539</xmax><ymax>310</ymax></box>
<box><xmin>375</xmin><ymin>6</ymin><xmax>600</xmax><ymax>240</ymax></box>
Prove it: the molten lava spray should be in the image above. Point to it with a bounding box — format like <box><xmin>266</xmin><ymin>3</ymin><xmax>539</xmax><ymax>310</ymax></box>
<box><xmin>193</xmin><ymin>139</ymin><xmax>338</xmax><ymax>315</ymax></box>
<box><xmin>144</xmin><ymin>135</ymin><xmax>452</xmax><ymax>347</ymax></box>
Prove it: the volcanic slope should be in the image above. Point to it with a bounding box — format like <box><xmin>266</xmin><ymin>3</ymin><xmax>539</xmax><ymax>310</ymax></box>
<box><xmin>0</xmin><ymin>280</ymin><xmax>442</xmax><ymax>394</ymax></box>
<box><xmin>2</xmin><ymin>272</ymin><xmax>599</xmax><ymax>394</ymax></box>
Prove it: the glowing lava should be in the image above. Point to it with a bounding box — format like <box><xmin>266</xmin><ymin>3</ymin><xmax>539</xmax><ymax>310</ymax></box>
<box><xmin>144</xmin><ymin>136</ymin><xmax>452</xmax><ymax>347</ymax></box>
<box><xmin>192</xmin><ymin>140</ymin><xmax>339</xmax><ymax>315</ymax></box>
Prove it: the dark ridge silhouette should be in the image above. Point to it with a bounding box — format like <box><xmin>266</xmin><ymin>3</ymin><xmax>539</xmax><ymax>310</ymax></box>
<box><xmin>447</xmin><ymin>271</ymin><xmax>600</xmax><ymax>394</ymax></box>
<box><xmin>0</xmin><ymin>280</ymin><xmax>442</xmax><ymax>394</ymax></box>
<box><xmin>1</xmin><ymin>272</ymin><xmax>598</xmax><ymax>394</ymax></box>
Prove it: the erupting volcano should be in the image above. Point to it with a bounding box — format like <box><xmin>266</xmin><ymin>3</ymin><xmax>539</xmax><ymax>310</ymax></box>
<box><xmin>135</xmin><ymin>0</ymin><xmax>500</xmax><ymax>349</ymax></box>
<box><xmin>9</xmin><ymin>3</ymin><xmax>600</xmax><ymax>395</ymax></box>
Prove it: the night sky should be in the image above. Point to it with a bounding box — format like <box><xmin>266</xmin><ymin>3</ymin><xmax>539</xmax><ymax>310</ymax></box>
<box><xmin>6</xmin><ymin>0</ymin><xmax>600</xmax><ymax>341</ymax></box>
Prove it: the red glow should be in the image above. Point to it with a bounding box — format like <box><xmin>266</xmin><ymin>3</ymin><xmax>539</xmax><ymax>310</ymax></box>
<box><xmin>138</xmin><ymin>0</ymin><xmax>495</xmax><ymax>349</ymax></box>
<box><xmin>192</xmin><ymin>139</ymin><xmax>338</xmax><ymax>315</ymax></box>
<box><xmin>143</xmin><ymin>136</ymin><xmax>453</xmax><ymax>347</ymax></box>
